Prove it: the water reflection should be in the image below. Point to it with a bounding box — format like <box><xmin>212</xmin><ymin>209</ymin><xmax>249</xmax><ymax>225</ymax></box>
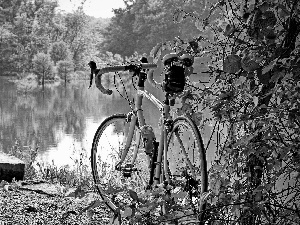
<box><xmin>0</xmin><ymin>73</ymin><xmax>216</xmax><ymax>168</ymax></box>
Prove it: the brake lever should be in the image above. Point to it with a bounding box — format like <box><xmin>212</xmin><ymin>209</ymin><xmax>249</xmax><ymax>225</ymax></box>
<box><xmin>89</xmin><ymin>72</ymin><xmax>93</xmax><ymax>88</ymax></box>
<box><xmin>88</xmin><ymin>61</ymin><xmax>98</xmax><ymax>89</ymax></box>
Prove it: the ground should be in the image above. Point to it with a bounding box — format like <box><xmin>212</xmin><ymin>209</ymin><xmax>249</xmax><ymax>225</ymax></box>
<box><xmin>0</xmin><ymin>181</ymin><xmax>113</xmax><ymax>225</ymax></box>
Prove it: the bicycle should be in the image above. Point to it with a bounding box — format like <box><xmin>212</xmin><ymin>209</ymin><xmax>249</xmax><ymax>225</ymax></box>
<box><xmin>88</xmin><ymin>54</ymin><xmax>208</xmax><ymax>224</ymax></box>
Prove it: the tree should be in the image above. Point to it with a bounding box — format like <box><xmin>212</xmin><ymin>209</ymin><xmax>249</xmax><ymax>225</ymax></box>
<box><xmin>0</xmin><ymin>0</ymin><xmax>108</xmax><ymax>76</ymax></box>
<box><xmin>49</xmin><ymin>41</ymin><xmax>71</xmax><ymax>65</ymax></box>
<box><xmin>57</xmin><ymin>60</ymin><xmax>74</xmax><ymax>83</ymax></box>
<box><xmin>100</xmin><ymin>0</ymin><xmax>205</xmax><ymax>56</ymax></box>
<box><xmin>100</xmin><ymin>4</ymin><xmax>137</xmax><ymax>57</ymax></box>
<box><xmin>63</xmin><ymin>9</ymin><xmax>89</xmax><ymax>70</ymax></box>
<box><xmin>30</xmin><ymin>0</ymin><xmax>59</xmax><ymax>54</ymax></box>
<box><xmin>32</xmin><ymin>52</ymin><xmax>54</xmax><ymax>87</ymax></box>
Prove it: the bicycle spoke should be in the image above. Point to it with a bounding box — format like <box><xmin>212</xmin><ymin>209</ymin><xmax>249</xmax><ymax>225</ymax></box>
<box><xmin>91</xmin><ymin>114</ymin><xmax>151</xmax><ymax>212</ymax></box>
<box><xmin>166</xmin><ymin>116</ymin><xmax>208</xmax><ymax>219</ymax></box>
<box><xmin>174</xmin><ymin>130</ymin><xmax>196</xmax><ymax>178</ymax></box>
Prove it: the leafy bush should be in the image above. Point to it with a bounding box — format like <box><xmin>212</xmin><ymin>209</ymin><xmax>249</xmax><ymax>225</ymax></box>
<box><xmin>149</xmin><ymin>0</ymin><xmax>300</xmax><ymax>224</ymax></box>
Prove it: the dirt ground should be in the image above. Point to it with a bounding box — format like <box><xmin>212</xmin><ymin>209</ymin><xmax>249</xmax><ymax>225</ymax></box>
<box><xmin>0</xmin><ymin>181</ymin><xmax>113</xmax><ymax>225</ymax></box>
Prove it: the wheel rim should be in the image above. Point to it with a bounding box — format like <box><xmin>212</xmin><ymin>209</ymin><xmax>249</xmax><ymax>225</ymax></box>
<box><xmin>166</xmin><ymin>118</ymin><xmax>207</xmax><ymax>218</ymax></box>
<box><xmin>167</xmin><ymin>120</ymin><xmax>202</xmax><ymax>180</ymax></box>
<box><xmin>91</xmin><ymin>115</ymin><xmax>149</xmax><ymax>209</ymax></box>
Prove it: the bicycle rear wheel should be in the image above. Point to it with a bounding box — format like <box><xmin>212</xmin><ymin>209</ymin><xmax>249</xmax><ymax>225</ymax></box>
<box><xmin>91</xmin><ymin>114</ymin><xmax>149</xmax><ymax>212</ymax></box>
<box><xmin>166</xmin><ymin>116</ymin><xmax>208</xmax><ymax>223</ymax></box>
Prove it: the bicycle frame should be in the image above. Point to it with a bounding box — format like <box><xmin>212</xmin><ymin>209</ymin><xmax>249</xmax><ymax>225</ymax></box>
<box><xmin>118</xmin><ymin>84</ymin><xmax>172</xmax><ymax>186</ymax></box>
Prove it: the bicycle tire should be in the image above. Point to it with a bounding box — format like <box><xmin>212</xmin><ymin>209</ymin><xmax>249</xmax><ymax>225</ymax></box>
<box><xmin>166</xmin><ymin>116</ymin><xmax>208</xmax><ymax>223</ymax></box>
<box><xmin>91</xmin><ymin>114</ymin><xmax>149</xmax><ymax>212</ymax></box>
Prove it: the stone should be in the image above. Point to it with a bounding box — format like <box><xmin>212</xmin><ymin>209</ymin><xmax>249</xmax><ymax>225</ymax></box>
<box><xmin>0</xmin><ymin>152</ymin><xmax>25</xmax><ymax>182</ymax></box>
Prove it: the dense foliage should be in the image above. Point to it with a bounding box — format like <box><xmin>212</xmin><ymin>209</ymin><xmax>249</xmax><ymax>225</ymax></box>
<box><xmin>154</xmin><ymin>0</ymin><xmax>300</xmax><ymax>224</ymax></box>
<box><xmin>98</xmin><ymin>0</ymin><xmax>300</xmax><ymax>224</ymax></box>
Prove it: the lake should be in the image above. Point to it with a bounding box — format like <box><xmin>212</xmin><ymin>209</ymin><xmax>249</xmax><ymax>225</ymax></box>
<box><xmin>0</xmin><ymin>73</ymin><xmax>217</xmax><ymax>170</ymax></box>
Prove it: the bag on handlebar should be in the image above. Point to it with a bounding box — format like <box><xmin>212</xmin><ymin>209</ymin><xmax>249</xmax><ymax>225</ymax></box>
<box><xmin>163</xmin><ymin>65</ymin><xmax>186</xmax><ymax>93</ymax></box>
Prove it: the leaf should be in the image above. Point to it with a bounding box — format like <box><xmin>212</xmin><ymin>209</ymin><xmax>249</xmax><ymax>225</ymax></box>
<box><xmin>257</xmin><ymin>69</ymin><xmax>272</xmax><ymax>85</ymax></box>
<box><xmin>195</xmin><ymin>19</ymin><xmax>203</xmax><ymax>31</ymax></box>
<box><xmin>232</xmin><ymin>204</ymin><xmax>241</xmax><ymax>217</ymax></box>
<box><xmin>3</xmin><ymin>184</ymin><xmax>10</xmax><ymax>192</ymax></box>
<box><xmin>185</xmin><ymin>66</ymin><xmax>194</xmax><ymax>77</ymax></box>
<box><xmin>255</xmin><ymin>185</ymin><xmax>265</xmax><ymax>191</ymax></box>
<box><xmin>172</xmin><ymin>190</ymin><xmax>187</xmax><ymax>200</ymax></box>
<box><xmin>235</xmin><ymin>76</ymin><xmax>247</xmax><ymax>86</ymax></box>
<box><xmin>263</xmin><ymin>11</ymin><xmax>277</xmax><ymax>27</ymax></box>
<box><xmin>245</xmin><ymin>172</ymin><xmax>251</xmax><ymax>178</ymax></box>
<box><xmin>122</xmin><ymin>207</ymin><xmax>133</xmax><ymax>218</ymax></box>
<box><xmin>290</xmin><ymin>171</ymin><xmax>299</xmax><ymax>179</ymax></box>
<box><xmin>110</xmin><ymin>215</ymin><xmax>121</xmax><ymax>225</ymax></box>
<box><xmin>81</xmin><ymin>199</ymin><xmax>103</xmax><ymax>214</ymax></box>
<box><xmin>192</xmin><ymin>112</ymin><xmax>202</xmax><ymax>126</ymax></box>
<box><xmin>86</xmin><ymin>209</ymin><xmax>94</xmax><ymax>220</ymax></box>
<box><xmin>269</xmin><ymin>71</ymin><xmax>284</xmax><ymax>83</ymax></box>
<box><xmin>224</xmin><ymin>24</ymin><xmax>236</xmax><ymax>36</ymax></box>
<box><xmin>110</xmin><ymin>209</ymin><xmax>121</xmax><ymax>225</ymax></box>
<box><xmin>163</xmin><ymin>41</ymin><xmax>175</xmax><ymax>51</ymax></box>
<box><xmin>262</xmin><ymin>59</ymin><xmax>277</xmax><ymax>74</ymax></box>
<box><xmin>150</xmin><ymin>43</ymin><xmax>163</xmax><ymax>62</ymax></box>
<box><xmin>255</xmin><ymin>191</ymin><xmax>262</xmax><ymax>201</ymax></box>
<box><xmin>211</xmin><ymin>179</ymin><xmax>222</xmax><ymax>195</ymax></box>
<box><xmin>128</xmin><ymin>189</ymin><xmax>139</xmax><ymax>201</ymax></box>
<box><xmin>174</xmin><ymin>211</ymin><xmax>185</xmax><ymax>217</ymax></box>
<box><xmin>253</xmin><ymin>96</ymin><xmax>258</xmax><ymax>107</ymax></box>
<box><xmin>258</xmin><ymin>2</ymin><xmax>270</xmax><ymax>12</ymax></box>
<box><xmin>223</xmin><ymin>55</ymin><xmax>241</xmax><ymax>73</ymax></box>
<box><xmin>277</xmin><ymin>4</ymin><xmax>290</xmax><ymax>17</ymax></box>
<box><xmin>0</xmin><ymin>180</ymin><xmax>9</xmax><ymax>188</ymax></box>
<box><xmin>241</xmin><ymin>56</ymin><xmax>260</xmax><ymax>72</ymax></box>
<box><xmin>173</xmin><ymin>9</ymin><xmax>186</xmax><ymax>23</ymax></box>
<box><xmin>200</xmin><ymin>191</ymin><xmax>211</xmax><ymax>203</ymax></box>
<box><xmin>65</xmin><ymin>185</ymin><xmax>86</xmax><ymax>198</ymax></box>
<box><xmin>211</xmin><ymin>197</ymin><xmax>218</xmax><ymax>205</ymax></box>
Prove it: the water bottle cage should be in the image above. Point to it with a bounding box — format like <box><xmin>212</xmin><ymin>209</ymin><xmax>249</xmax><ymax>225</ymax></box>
<box><xmin>140</xmin><ymin>125</ymin><xmax>156</xmax><ymax>155</ymax></box>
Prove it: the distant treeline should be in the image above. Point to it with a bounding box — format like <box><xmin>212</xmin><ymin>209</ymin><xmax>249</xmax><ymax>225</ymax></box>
<box><xmin>0</xmin><ymin>0</ymin><xmax>110</xmax><ymax>79</ymax></box>
<box><xmin>0</xmin><ymin>0</ymin><xmax>204</xmax><ymax>76</ymax></box>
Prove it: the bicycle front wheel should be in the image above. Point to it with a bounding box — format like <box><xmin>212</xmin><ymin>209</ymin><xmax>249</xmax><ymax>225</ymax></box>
<box><xmin>91</xmin><ymin>114</ymin><xmax>149</xmax><ymax>212</ymax></box>
<box><xmin>166</xmin><ymin>116</ymin><xmax>208</xmax><ymax>221</ymax></box>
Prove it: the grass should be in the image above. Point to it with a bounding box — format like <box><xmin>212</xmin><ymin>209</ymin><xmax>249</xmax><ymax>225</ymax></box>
<box><xmin>0</xmin><ymin>141</ymin><xmax>114</xmax><ymax>225</ymax></box>
<box><xmin>7</xmin><ymin>140</ymin><xmax>94</xmax><ymax>189</ymax></box>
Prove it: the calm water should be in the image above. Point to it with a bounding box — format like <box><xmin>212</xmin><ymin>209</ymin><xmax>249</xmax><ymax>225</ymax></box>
<box><xmin>0</xmin><ymin>73</ymin><xmax>216</xmax><ymax>168</ymax></box>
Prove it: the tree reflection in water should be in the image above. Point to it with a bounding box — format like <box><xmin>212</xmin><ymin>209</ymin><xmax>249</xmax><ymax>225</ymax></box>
<box><xmin>0</xmin><ymin>73</ymin><xmax>216</xmax><ymax>168</ymax></box>
<box><xmin>0</xmin><ymin>78</ymin><xmax>132</xmax><ymax>165</ymax></box>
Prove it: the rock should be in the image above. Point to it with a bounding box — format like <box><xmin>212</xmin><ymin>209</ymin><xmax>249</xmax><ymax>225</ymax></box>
<box><xmin>0</xmin><ymin>152</ymin><xmax>25</xmax><ymax>182</ymax></box>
